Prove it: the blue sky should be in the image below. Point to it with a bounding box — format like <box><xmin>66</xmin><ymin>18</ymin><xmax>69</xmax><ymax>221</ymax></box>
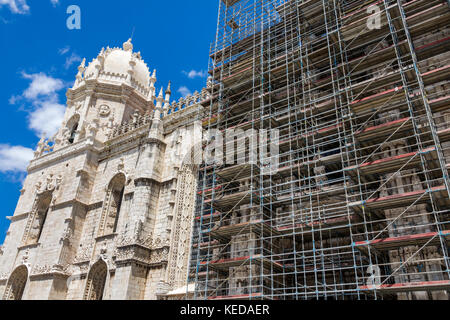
<box><xmin>0</xmin><ymin>0</ymin><xmax>218</xmax><ymax>243</ymax></box>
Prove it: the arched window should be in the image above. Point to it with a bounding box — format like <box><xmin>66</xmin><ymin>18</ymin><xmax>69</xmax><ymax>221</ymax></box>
<box><xmin>3</xmin><ymin>266</ymin><xmax>28</xmax><ymax>300</ymax></box>
<box><xmin>25</xmin><ymin>194</ymin><xmax>51</xmax><ymax>246</ymax></box>
<box><xmin>68</xmin><ymin>122</ymin><xmax>79</xmax><ymax>144</ymax></box>
<box><xmin>66</xmin><ymin>114</ymin><xmax>80</xmax><ymax>144</ymax></box>
<box><xmin>84</xmin><ymin>260</ymin><xmax>108</xmax><ymax>300</ymax></box>
<box><xmin>98</xmin><ymin>174</ymin><xmax>126</xmax><ymax>236</ymax></box>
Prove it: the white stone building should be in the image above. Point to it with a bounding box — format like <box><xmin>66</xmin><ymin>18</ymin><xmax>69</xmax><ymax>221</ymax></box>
<box><xmin>0</xmin><ymin>39</ymin><xmax>207</xmax><ymax>300</ymax></box>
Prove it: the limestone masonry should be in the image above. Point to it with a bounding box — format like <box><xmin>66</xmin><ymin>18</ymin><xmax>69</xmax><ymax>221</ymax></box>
<box><xmin>2</xmin><ymin>0</ymin><xmax>450</xmax><ymax>301</ymax></box>
<box><xmin>0</xmin><ymin>38</ymin><xmax>207</xmax><ymax>300</ymax></box>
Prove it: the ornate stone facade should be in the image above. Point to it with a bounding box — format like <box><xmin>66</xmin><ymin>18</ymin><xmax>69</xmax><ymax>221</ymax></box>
<box><xmin>0</xmin><ymin>39</ymin><xmax>208</xmax><ymax>300</ymax></box>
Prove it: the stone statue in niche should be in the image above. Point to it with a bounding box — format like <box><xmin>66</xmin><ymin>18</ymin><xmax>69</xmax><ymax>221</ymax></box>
<box><xmin>86</xmin><ymin>119</ymin><xmax>99</xmax><ymax>145</ymax></box>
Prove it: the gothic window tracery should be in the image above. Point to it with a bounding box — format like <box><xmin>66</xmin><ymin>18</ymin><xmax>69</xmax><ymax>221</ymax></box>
<box><xmin>2</xmin><ymin>266</ymin><xmax>28</xmax><ymax>300</ymax></box>
<box><xmin>98</xmin><ymin>174</ymin><xmax>126</xmax><ymax>236</ymax></box>
<box><xmin>83</xmin><ymin>260</ymin><xmax>108</xmax><ymax>300</ymax></box>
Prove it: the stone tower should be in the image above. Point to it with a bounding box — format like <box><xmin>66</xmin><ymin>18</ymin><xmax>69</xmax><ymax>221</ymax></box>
<box><xmin>0</xmin><ymin>39</ymin><xmax>207</xmax><ymax>300</ymax></box>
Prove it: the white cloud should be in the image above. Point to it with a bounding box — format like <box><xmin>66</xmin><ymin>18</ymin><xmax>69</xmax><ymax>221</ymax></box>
<box><xmin>10</xmin><ymin>72</ymin><xmax>66</xmax><ymax>138</ymax></box>
<box><xmin>0</xmin><ymin>0</ymin><xmax>29</xmax><ymax>14</ymax></box>
<box><xmin>64</xmin><ymin>52</ymin><xmax>82</xmax><ymax>69</ymax></box>
<box><xmin>0</xmin><ymin>0</ymin><xmax>59</xmax><ymax>14</ymax></box>
<box><xmin>58</xmin><ymin>46</ymin><xmax>70</xmax><ymax>55</ymax></box>
<box><xmin>28</xmin><ymin>100</ymin><xmax>65</xmax><ymax>137</ymax></box>
<box><xmin>58</xmin><ymin>47</ymin><xmax>82</xmax><ymax>70</ymax></box>
<box><xmin>0</xmin><ymin>144</ymin><xmax>34</xmax><ymax>173</ymax></box>
<box><xmin>8</xmin><ymin>95</ymin><xmax>19</xmax><ymax>105</ymax></box>
<box><xmin>177</xmin><ymin>86</ymin><xmax>192</xmax><ymax>97</ymax></box>
<box><xmin>183</xmin><ymin>70</ymin><xmax>207</xmax><ymax>79</ymax></box>
<box><xmin>21</xmin><ymin>72</ymin><xmax>65</xmax><ymax>100</ymax></box>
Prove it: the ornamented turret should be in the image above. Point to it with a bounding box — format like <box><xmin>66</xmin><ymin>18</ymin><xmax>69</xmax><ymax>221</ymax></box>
<box><xmin>149</xmin><ymin>69</ymin><xmax>157</xmax><ymax>99</ymax></box>
<box><xmin>164</xmin><ymin>82</ymin><xmax>172</xmax><ymax>109</ymax></box>
<box><xmin>74</xmin><ymin>58</ymin><xmax>86</xmax><ymax>87</ymax></box>
<box><xmin>149</xmin><ymin>88</ymin><xmax>165</xmax><ymax>141</ymax></box>
<box><xmin>155</xmin><ymin>87</ymin><xmax>165</xmax><ymax>118</ymax></box>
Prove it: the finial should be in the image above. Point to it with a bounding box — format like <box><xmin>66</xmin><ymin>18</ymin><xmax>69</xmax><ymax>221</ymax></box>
<box><xmin>166</xmin><ymin>81</ymin><xmax>172</xmax><ymax>94</ymax></box>
<box><xmin>152</xmin><ymin>69</ymin><xmax>157</xmax><ymax>79</ymax></box>
<box><xmin>158</xmin><ymin>87</ymin><xmax>164</xmax><ymax>97</ymax></box>
<box><xmin>123</xmin><ymin>38</ymin><xmax>133</xmax><ymax>52</ymax></box>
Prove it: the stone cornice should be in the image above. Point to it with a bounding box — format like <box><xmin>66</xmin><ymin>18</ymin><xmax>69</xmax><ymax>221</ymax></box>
<box><xmin>114</xmin><ymin>244</ymin><xmax>169</xmax><ymax>268</ymax></box>
<box><xmin>29</xmin><ymin>264</ymin><xmax>71</xmax><ymax>280</ymax></box>
<box><xmin>28</xmin><ymin>139</ymin><xmax>102</xmax><ymax>172</ymax></box>
<box><xmin>100</xmin><ymin>127</ymin><xmax>168</xmax><ymax>162</ymax></box>
<box><xmin>12</xmin><ymin>199</ymin><xmax>94</xmax><ymax>221</ymax></box>
<box><xmin>7</xmin><ymin>212</ymin><xmax>29</xmax><ymax>222</ymax></box>
<box><xmin>67</xmin><ymin>78</ymin><xmax>152</xmax><ymax>106</ymax></box>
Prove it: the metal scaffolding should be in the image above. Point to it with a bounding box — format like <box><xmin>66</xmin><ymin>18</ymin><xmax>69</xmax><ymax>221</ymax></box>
<box><xmin>188</xmin><ymin>0</ymin><xmax>450</xmax><ymax>300</ymax></box>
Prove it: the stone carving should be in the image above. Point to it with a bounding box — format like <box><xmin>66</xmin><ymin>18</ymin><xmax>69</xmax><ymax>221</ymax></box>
<box><xmin>34</xmin><ymin>136</ymin><xmax>54</xmax><ymax>158</ymax></box>
<box><xmin>114</xmin><ymin>245</ymin><xmax>169</xmax><ymax>267</ymax></box>
<box><xmin>110</xmin><ymin>112</ymin><xmax>152</xmax><ymax>139</ymax></box>
<box><xmin>85</xmin><ymin>119</ymin><xmax>99</xmax><ymax>145</ymax></box>
<box><xmin>74</xmin><ymin>243</ymin><xmax>94</xmax><ymax>264</ymax></box>
<box><xmin>99</xmin><ymin>104</ymin><xmax>111</xmax><ymax>117</ymax></box>
<box><xmin>61</xmin><ymin>224</ymin><xmax>74</xmax><ymax>243</ymax></box>
<box><xmin>74</xmin><ymin>101</ymin><xmax>84</xmax><ymax>111</ymax></box>
<box><xmin>35</xmin><ymin>174</ymin><xmax>63</xmax><ymax>195</ymax></box>
<box><xmin>31</xmin><ymin>264</ymin><xmax>70</xmax><ymax>277</ymax></box>
<box><xmin>123</xmin><ymin>38</ymin><xmax>133</xmax><ymax>52</ymax></box>
<box><xmin>21</xmin><ymin>249</ymin><xmax>30</xmax><ymax>265</ymax></box>
<box><xmin>168</xmin><ymin>165</ymin><xmax>197</xmax><ymax>287</ymax></box>
<box><xmin>0</xmin><ymin>272</ymin><xmax>8</xmax><ymax>281</ymax></box>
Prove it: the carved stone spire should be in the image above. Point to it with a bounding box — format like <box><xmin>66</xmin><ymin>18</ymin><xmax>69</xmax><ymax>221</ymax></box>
<box><xmin>149</xmin><ymin>88</ymin><xmax>164</xmax><ymax>140</ymax></box>
<box><xmin>164</xmin><ymin>82</ymin><xmax>172</xmax><ymax>109</ymax></box>
<box><xmin>123</xmin><ymin>38</ymin><xmax>133</xmax><ymax>52</ymax></box>
<box><xmin>75</xmin><ymin>58</ymin><xmax>86</xmax><ymax>86</ymax></box>
<box><xmin>148</xmin><ymin>69</ymin><xmax>157</xmax><ymax>99</ymax></box>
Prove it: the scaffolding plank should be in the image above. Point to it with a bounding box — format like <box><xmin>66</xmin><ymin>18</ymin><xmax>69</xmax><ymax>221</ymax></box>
<box><xmin>354</xmin><ymin>230</ymin><xmax>450</xmax><ymax>252</ymax></box>
<box><xmin>359</xmin><ymin>280</ymin><xmax>450</xmax><ymax>293</ymax></box>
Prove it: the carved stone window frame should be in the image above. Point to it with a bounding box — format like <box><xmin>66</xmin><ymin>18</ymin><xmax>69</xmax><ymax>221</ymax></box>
<box><xmin>97</xmin><ymin>173</ymin><xmax>126</xmax><ymax>238</ymax></box>
<box><xmin>2</xmin><ymin>265</ymin><xmax>29</xmax><ymax>300</ymax></box>
<box><xmin>21</xmin><ymin>191</ymin><xmax>53</xmax><ymax>247</ymax></box>
<box><xmin>83</xmin><ymin>259</ymin><xmax>108</xmax><ymax>300</ymax></box>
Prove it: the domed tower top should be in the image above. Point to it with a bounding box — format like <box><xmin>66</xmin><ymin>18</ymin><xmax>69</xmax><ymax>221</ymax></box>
<box><xmin>73</xmin><ymin>38</ymin><xmax>155</xmax><ymax>99</ymax></box>
<box><xmin>62</xmin><ymin>39</ymin><xmax>168</xmax><ymax>148</ymax></box>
